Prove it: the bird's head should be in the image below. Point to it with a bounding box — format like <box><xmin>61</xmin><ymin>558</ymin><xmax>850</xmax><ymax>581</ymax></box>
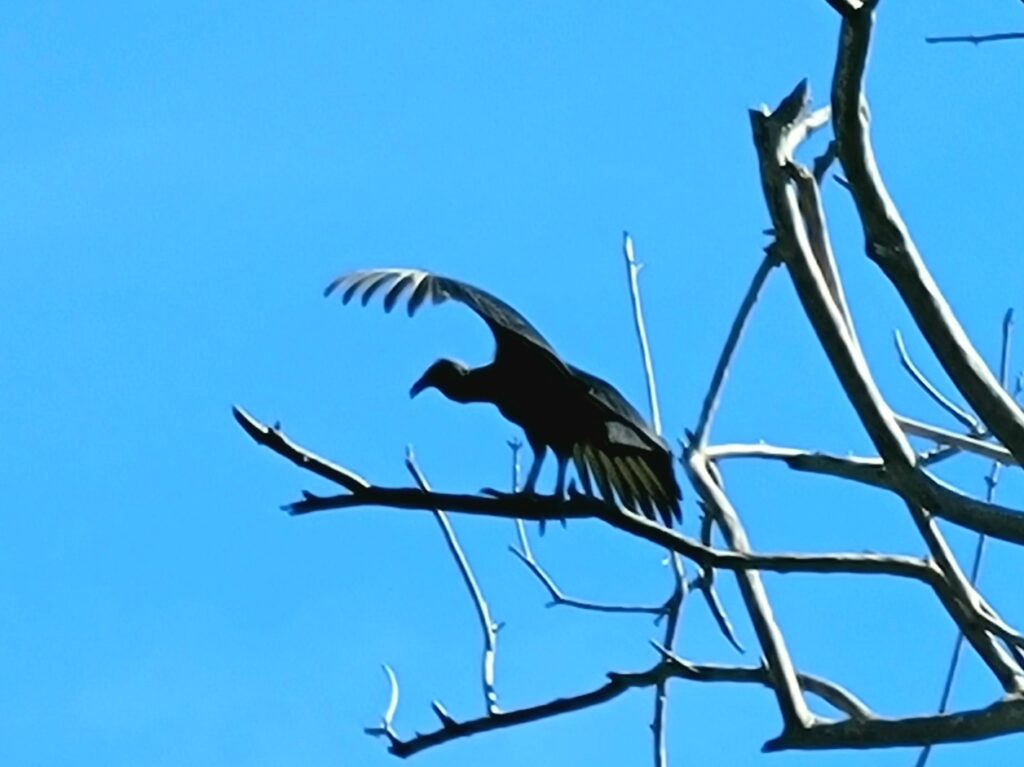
<box><xmin>409</xmin><ymin>359</ymin><xmax>471</xmax><ymax>399</ymax></box>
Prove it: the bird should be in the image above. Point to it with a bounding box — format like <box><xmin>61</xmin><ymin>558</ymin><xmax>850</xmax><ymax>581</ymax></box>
<box><xmin>324</xmin><ymin>268</ymin><xmax>682</xmax><ymax>527</ymax></box>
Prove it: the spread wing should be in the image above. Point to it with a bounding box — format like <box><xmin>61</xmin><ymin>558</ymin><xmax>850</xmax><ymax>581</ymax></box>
<box><xmin>325</xmin><ymin>268</ymin><xmax>565</xmax><ymax>366</ymax></box>
<box><xmin>569</xmin><ymin>366</ymin><xmax>683</xmax><ymax>526</ymax></box>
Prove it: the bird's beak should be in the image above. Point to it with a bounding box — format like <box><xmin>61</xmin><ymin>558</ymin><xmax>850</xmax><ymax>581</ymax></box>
<box><xmin>409</xmin><ymin>374</ymin><xmax>430</xmax><ymax>399</ymax></box>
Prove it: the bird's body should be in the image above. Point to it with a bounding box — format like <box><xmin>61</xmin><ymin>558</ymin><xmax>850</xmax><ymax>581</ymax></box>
<box><xmin>326</xmin><ymin>268</ymin><xmax>682</xmax><ymax>526</ymax></box>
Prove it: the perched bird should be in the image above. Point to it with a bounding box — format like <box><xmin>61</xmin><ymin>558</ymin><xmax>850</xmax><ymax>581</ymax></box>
<box><xmin>325</xmin><ymin>268</ymin><xmax>682</xmax><ymax>526</ymax></box>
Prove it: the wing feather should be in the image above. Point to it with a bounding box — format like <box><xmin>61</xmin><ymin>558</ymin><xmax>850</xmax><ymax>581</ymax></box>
<box><xmin>326</xmin><ymin>268</ymin><xmax>564</xmax><ymax>365</ymax></box>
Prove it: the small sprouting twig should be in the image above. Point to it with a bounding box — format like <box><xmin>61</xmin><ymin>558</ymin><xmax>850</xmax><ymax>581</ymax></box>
<box><xmin>917</xmin><ymin>309</ymin><xmax>1016</xmax><ymax>767</ymax></box>
<box><xmin>925</xmin><ymin>32</ymin><xmax>1024</xmax><ymax>45</ymax></box>
<box><xmin>894</xmin><ymin>330</ymin><xmax>979</xmax><ymax>431</ymax></box>
<box><xmin>405</xmin><ymin>448</ymin><xmax>500</xmax><ymax>715</ymax></box>
<box><xmin>509</xmin><ymin>545</ymin><xmax>666</xmax><ymax>615</ymax></box>
<box><xmin>364</xmin><ymin>664</ymin><xmax>400</xmax><ymax>743</ymax></box>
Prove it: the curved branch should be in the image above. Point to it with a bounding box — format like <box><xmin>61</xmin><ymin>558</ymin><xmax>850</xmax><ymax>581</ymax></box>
<box><xmin>831</xmin><ymin>8</ymin><xmax>1024</xmax><ymax>466</ymax></box>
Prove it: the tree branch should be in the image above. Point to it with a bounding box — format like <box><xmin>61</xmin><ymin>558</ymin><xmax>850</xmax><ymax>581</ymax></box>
<box><xmin>764</xmin><ymin>695</ymin><xmax>1024</xmax><ymax>752</ymax></box>
<box><xmin>751</xmin><ymin>70</ymin><xmax>1024</xmax><ymax>693</ymax></box>
<box><xmin>831</xmin><ymin>7</ymin><xmax>1024</xmax><ymax>466</ymax></box>
<box><xmin>925</xmin><ymin>32</ymin><xmax>1024</xmax><ymax>45</ymax></box>
<box><xmin>894</xmin><ymin>330</ymin><xmax>979</xmax><ymax>431</ymax></box>
<box><xmin>509</xmin><ymin>545</ymin><xmax>666</xmax><ymax>616</ymax></box>
<box><xmin>404</xmin><ymin>450</ymin><xmax>500</xmax><ymax>714</ymax></box>
<box><xmin>382</xmin><ymin>655</ymin><xmax>877</xmax><ymax>758</ymax></box>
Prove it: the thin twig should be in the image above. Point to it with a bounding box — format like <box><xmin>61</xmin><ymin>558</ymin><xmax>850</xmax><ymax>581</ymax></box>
<box><xmin>623</xmin><ymin>232</ymin><xmax>663</xmax><ymax>435</ymax></box>
<box><xmin>695</xmin><ymin>501</ymin><xmax>745</xmax><ymax>653</ymax></box>
<box><xmin>925</xmin><ymin>32</ymin><xmax>1024</xmax><ymax>45</ymax></box>
<box><xmin>896</xmin><ymin>414</ymin><xmax>1015</xmax><ymax>465</ymax></box>
<box><xmin>693</xmin><ymin>250</ymin><xmax>779</xmax><ymax>446</ymax></box>
<box><xmin>894</xmin><ymin>330</ymin><xmax>979</xmax><ymax>430</ymax></box>
<box><xmin>405</xmin><ymin>448</ymin><xmax>500</xmax><ymax>715</ymax></box>
<box><xmin>620</xmin><ymin>230</ymin><xmax>682</xmax><ymax>767</ymax></box>
<box><xmin>509</xmin><ymin>545</ymin><xmax>666</xmax><ymax>615</ymax></box>
<box><xmin>917</xmin><ymin>309</ymin><xmax>1016</xmax><ymax>767</ymax></box>
<box><xmin>653</xmin><ymin>556</ymin><xmax>687</xmax><ymax>767</ymax></box>
<box><xmin>364</xmin><ymin>664</ymin><xmax>400</xmax><ymax>743</ymax></box>
<box><xmin>233</xmin><ymin>405</ymin><xmax>370</xmax><ymax>491</ymax></box>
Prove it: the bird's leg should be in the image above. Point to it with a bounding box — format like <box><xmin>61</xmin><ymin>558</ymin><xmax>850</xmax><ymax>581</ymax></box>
<box><xmin>553</xmin><ymin>455</ymin><xmax>568</xmax><ymax>499</ymax></box>
<box><xmin>547</xmin><ymin>454</ymin><xmax>570</xmax><ymax>533</ymax></box>
<box><xmin>522</xmin><ymin>441</ymin><xmax>546</xmax><ymax>494</ymax></box>
<box><xmin>482</xmin><ymin>440</ymin><xmax>546</xmax><ymax>500</ymax></box>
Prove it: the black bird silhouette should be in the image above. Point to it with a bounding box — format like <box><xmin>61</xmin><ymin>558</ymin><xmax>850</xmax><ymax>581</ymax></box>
<box><xmin>325</xmin><ymin>268</ymin><xmax>682</xmax><ymax>526</ymax></box>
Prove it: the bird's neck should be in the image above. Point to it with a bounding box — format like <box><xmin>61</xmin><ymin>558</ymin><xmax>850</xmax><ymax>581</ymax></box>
<box><xmin>444</xmin><ymin>365</ymin><xmax>496</xmax><ymax>404</ymax></box>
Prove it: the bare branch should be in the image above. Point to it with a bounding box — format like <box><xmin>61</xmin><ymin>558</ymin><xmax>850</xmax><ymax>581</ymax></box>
<box><xmin>688</xmin><ymin>451</ymin><xmax>813</xmax><ymax>731</ymax></box>
<box><xmin>405</xmin><ymin>450</ymin><xmax>500</xmax><ymax>715</ymax></box>
<box><xmin>764</xmin><ymin>695</ymin><xmax>1024</xmax><ymax>752</ymax></box>
<box><xmin>925</xmin><ymin>32</ymin><xmax>1024</xmax><ymax>45</ymax></box>
<box><xmin>831</xmin><ymin>8</ymin><xmax>1024</xmax><ymax>466</ymax></box>
<box><xmin>706</xmin><ymin>442</ymin><xmax>1024</xmax><ymax>546</ymax></box>
<box><xmin>653</xmin><ymin>556</ymin><xmax>687</xmax><ymax>767</ymax></box>
<box><xmin>695</xmin><ymin>503</ymin><xmax>745</xmax><ymax>653</ymax></box>
<box><xmin>238</xmin><ymin>396</ymin><xmax>1024</xmax><ymax>672</ymax></box>
<box><xmin>653</xmin><ymin>648</ymin><xmax>872</xmax><ymax>721</ymax></box>
<box><xmin>752</xmin><ymin>64</ymin><xmax>1024</xmax><ymax>691</ymax></box>
<box><xmin>383</xmin><ymin>664</ymin><xmax>667</xmax><ymax>758</ymax></box>
<box><xmin>896</xmin><ymin>415</ymin><xmax>1014</xmax><ymax>465</ymax></box>
<box><xmin>233</xmin><ymin>405</ymin><xmax>370</xmax><ymax>491</ymax></box>
<box><xmin>894</xmin><ymin>330</ymin><xmax>979</xmax><ymax>430</ymax></box>
<box><xmin>509</xmin><ymin>545</ymin><xmax>665</xmax><ymax>616</ymax></box>
<box><xmin>918</xmin><ymin>309</ymin><xmax>1017</xmax><ymax>767</ymax></box>
<box><xmin>622</xmin><ymin>232</ymin><xmax>663</xmax><ymax>435</ymax></box>
<box><xmin>364</xmin><ymin>664</ymin><xmax>400</xmax><ymax>744</ymax></box>
<box><xmin>692</xmin><ymin>242</ymin><xmax>779</xmax><ymax>447</ymax></box>
<box><xmin>384</xmin><ymin>654</ymin><xmax>877</xmax><ymax>759</ymax></box>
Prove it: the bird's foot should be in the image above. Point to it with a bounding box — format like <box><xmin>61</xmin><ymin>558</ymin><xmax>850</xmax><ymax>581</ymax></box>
<box><xmin>479</xmin><ymin>487</ymin><xmax>569</xmax><ymax>533</ymax></box>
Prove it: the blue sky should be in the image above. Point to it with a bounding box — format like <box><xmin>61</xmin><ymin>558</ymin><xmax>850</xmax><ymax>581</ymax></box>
<box><xmin>2</xmin><ymin>2</ymin><xmax>1023</xmax><ymax>765</ymax></box>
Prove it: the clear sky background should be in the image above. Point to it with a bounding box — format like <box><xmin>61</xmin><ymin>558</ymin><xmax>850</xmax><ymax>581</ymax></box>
<box><xmin>2</xmin><ymin>2</ymin><xmax>1023</xmax><ymax>765</ymax></box>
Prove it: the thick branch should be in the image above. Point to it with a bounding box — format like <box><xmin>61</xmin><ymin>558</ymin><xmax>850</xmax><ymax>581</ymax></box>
<box><xmin>687</xmin><ymin>452</ymin><xmax>813</xmax><ymax>731</ymax></box>
<box><xmin>764</xmin><ymin>695</ymin><xmax>1024</xmax><ymax>752</ymax></box>
<box><xmin>288</xmin><ymin>484</ymin><xmax>938</xmax><ymax>583</ymax></box>
<box><xmin>751</xmin><ymin>75</ymin><xmax>1024</xmax><ymax>692</ymax></box>
<box><xmin>831</xmin><ymin>9</ymin><xmax>1024</xmax><ymax>465</ymax></box>
<box><xmin>707</xmin><ymin>443</ymin><xmax>1024</xmax><ymax>546</ymax></box>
